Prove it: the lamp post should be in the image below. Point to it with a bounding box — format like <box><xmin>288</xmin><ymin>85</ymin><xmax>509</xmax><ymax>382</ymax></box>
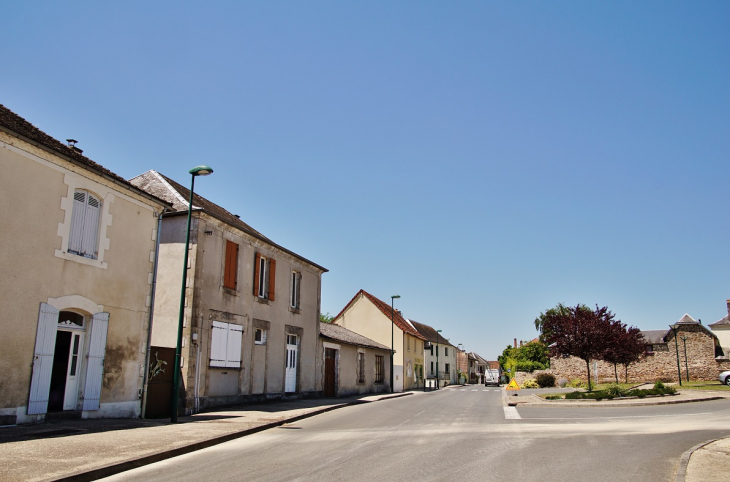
<box><xmin>390</xmin><ymin>295</ymin><xmax>400</xmax><ymax>393</ymax></box>
<box><xmin>680</xmin><ymin>335</ymin><xmax>690</xmax><ymax>382</ymax></box>
<box><xmin>436</xmin><ymin>329</ymin><xmax>442</xmax><ymax>390</ymax></box>
<box><xmin>670</xmin><ymin>324</ymin><xmax>682</xmax><ymax>387</ymax></box>
<box><xmin>171</xmin><ymin>165</ymin><xmax>213</xmax><ymax>423</ymax></box>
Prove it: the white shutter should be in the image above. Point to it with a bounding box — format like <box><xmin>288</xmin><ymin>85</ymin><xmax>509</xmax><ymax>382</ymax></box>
<box><xmin>82</xmin><ymin>194</ymin><xmax>100</xmax><ymax>258</ymax></box>
<box><xmin>68</xmin><ymin>191</ymin><xmax>86</xmax><ymax>255</ymax></box>
<box><xmin>27</xmin><ymin>303</ymin><xmax>59</xmax><ymax>415</ymax></box>
<box><xmin>210</xmin><ymin>321</ymin><xmax>228</xmax><ymax>367</ymax></box>
<box><xmin>226</xmin><ymin>324</ymin><xmax>242</xmax><ymax>368</ymax></box>
<box><xmin>82</xmin><ymin>312</ymin><xmax>109</xmax><ymax>411</ymax></box>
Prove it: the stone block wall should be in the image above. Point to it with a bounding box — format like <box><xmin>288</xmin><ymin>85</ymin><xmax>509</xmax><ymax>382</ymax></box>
<box><xmin>548</xmin><ymin>325</ymin><xmax>723</xmax><ymax>383</ymax></box>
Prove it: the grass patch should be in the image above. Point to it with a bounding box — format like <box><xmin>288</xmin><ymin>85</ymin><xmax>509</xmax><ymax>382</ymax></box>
<box><xmin>540</xmin><ymin>384</ymin><xmax>677</xmax><ymax>401</ymax></box>
<box><xmin>674</xmin><ymin>381</ymin><xmax>730</xmax><ymax>391</ymax></box>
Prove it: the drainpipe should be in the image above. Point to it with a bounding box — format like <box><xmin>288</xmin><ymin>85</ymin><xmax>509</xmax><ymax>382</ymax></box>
<box><xmin>141</xmin><ymin>208</ymin><xmax>167</xmax><ymax>418</ymax></box>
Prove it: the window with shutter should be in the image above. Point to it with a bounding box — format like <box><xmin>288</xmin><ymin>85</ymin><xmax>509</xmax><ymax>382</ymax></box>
<box><xmin>290</xmin><ymin>271</ymin><xmax>301</xmax><ymax>309</ymax></box>
<box><xmin>224</xmin><ymin>240</ymin><xmax>239</xmax><ymax>290</ymax></box>
<box><xmin>254</xmin><ymin>253</ymin><xmax>276</xmax><ymax>300</ymax></box>
<box><xmin>210</xmin><ymin>321</ymin><xmax>242</xmax><ymax>368</ymax></box>
<box><xmin>68</xmin><ymin>189</ymin><xmax>101</xmax><ymax>259</ymax></box>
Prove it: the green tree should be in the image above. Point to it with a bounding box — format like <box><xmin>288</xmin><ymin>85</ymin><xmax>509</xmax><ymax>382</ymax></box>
<box><xmin>319</xmin><ymin>312</ymin><xmax>334</xmax><ymax>323</ymax></box>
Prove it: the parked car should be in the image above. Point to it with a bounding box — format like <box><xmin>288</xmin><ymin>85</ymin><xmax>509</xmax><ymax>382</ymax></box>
<box><xmin>719</xmin><ymin>371</ymin><xmax>730</xmax><ymax>386</ymax></box>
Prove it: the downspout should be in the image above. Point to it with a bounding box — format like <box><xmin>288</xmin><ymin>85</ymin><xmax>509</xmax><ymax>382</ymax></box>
<box><xmin>141</xmin><ymin>207</ymin><xmax>167</xmax><ymax>418</ymax></box>
<box><xmin>194</xmin><ymin>335</ymin><xmax>201</xmax><ymax>413</ymax></box>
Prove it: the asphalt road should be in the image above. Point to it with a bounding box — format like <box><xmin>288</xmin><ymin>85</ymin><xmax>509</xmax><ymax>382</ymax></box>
<box><xmin>102</xmin><ymin>388</ymin><xmax>730</xmax><ymax>481</ymax></box>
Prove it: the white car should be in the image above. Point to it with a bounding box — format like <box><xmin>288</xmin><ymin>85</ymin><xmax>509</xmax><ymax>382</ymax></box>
<box><xmin>719</xmin><ymin>371</ymin><xmax>730</xmax><ymax>386</ymax></box>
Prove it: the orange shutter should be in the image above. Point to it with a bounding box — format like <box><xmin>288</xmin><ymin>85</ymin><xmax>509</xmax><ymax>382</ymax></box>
<box><xmin>268</xmin><ymin>258</ymin><xmax>276</xmax><ymax>301</ymax></box>
<box><xmin>224</xmin><ymin>240</ymin><xmax>239</xmax><ymax>289</ymax></box>
<box><xmin>253</xmin><ymin>252</ymin><xmax>261</xmax><ymax>296</ymax></box>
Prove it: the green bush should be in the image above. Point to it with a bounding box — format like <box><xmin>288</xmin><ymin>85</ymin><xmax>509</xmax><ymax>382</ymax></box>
<box><xmin>515</xmin><ymin>360</ymin><xmax>548</xmax><ymax>373</ymax></box>
<box><xmin>606</xmin><ymin>384</ymin><xmax>623</xmax><ymax>398</ymax></box>
<box><xmin>653</xmin><ymin>380</ymin><xmax>665</xmax><ymax>390</ymax></box>
<box><xmin>545</xmin><ymin>394</ymin><xmax>563</xmax><ymax>400</ymax></box>
<box><xmin>522</xmin><ymin>379</ymin><xmax>539</xmax><ymax>388</ymax></box>
<box><xmin>536</xmin><ymin>373</ymin><xmax>556</xmax><ymax>388</ymax></box>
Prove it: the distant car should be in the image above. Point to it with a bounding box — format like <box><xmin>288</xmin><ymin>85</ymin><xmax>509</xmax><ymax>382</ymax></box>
<box><xmin>719</xmin><ymin>371</ymin><xmax>730</xmax><ymax>385</ymax></box>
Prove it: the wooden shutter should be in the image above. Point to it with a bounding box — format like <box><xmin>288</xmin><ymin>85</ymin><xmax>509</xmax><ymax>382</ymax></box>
<box><xmin>68</xmin><ymin>191</ymin><xmax>86</xmax><ymax>255</ymax></box>
<box><xmin>224</xmin><ymin>240</ymin><xmax>238</xmax><ymax>289</ymax></box>
<box><xmin>268</xmin><ymin>258</ymin><xmax>276</xmax><ymax>301</ymax></box>
<box><xmin>253</xmin><ymin>252</ymin><xmax>261</xmax><ymax>296</ymax></box>
<box><xmin>226</xmin><ymin>324</ymin><xmax>243</xmax><ymax>368</ymax></box>
<box><xmin>83</xmin><ymin>194</ymin><xmax>100</xmax><ymax>258</ymax></box>
<box><xmin>210</xmin><ymin>321</ymin><xmax>228</xmax><ymax>367</ymax></box>
<box><xmin>82</xmin><ymin>312</ymin><xmax>109</xmax><ymax>411</ymax></box>
<box><xmin>27</xmin><ymin>303</ymin><xmax>59</xmax><ymax>415</ymax></box>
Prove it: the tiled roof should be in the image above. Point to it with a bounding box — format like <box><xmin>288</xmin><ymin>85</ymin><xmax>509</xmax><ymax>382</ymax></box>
<box><xmin>677</xmin><ymin>314</ymin><xmax>698</xmax><ymax>324</ymax></box>
<box><xmin>710</xmin><ymin>316</ymin><xmax>730</xmax><ymax>327</ymax></box>
<box><xmin>130</xmin><ymin>170</ymin><xmax>327</xmax><ymax>272</ymax></box>
<box><xmin>408</xmin><ymin>320</ymin><xmax>453</xmax><ymax>346</ymax></box>
<box><xmin>640</xmin><ymin>330</ymin><xmax>668</xmax><ymax>345</ymax></box>
<box><xmin>333</xmin><ymin>290</ymin><xmax>426</xmax><ymax>340</ymax></box>
<box><xmin>486</xmin><ymin>361</ymin><xmax>500</xmax><ymax>370</ymax></box>
<box><xmin>0</xmin><ymin>104</ymin><xmax>168</xmax><ymax>206</ymax></box>
<box><xmin>319</xmin><ymin>322</ymin><xmax>390</xmax><ymax>351</ymax></box>
<box><xmin>471</xmin><ymin>352</ymin><xmax>488</xmax><ymax>364</ymax></box>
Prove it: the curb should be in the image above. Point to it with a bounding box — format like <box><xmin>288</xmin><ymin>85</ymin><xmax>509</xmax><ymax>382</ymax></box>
<box><xmin>508</xmin><ymin>395</ymin><xmax>725</xmax><ymax>408</ymax></box>
<box><xmin>55</xmin><ymin>392</ymin><xmax>413</xmax><ymax>482</ymax></box>
<box><xmin>674</xmin><ymin>438</ymin><xmax>718</xmax><ymax>482</ymax></box>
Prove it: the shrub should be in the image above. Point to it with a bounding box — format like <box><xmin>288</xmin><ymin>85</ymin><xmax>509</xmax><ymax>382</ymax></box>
<box><xmin>653</xmin><ymin>380</ymin><xmax>665</xmax><ymax>390</ymax></box>
<box><xmin>522</xmin><ymin>379</ymin><xmax>539</xmax><ymax>388</ymax></box>
<box><xmin>545</xmin><ymin>394</ymin><xmax>563</xmax><ymax>400</ymax></box>
<box><xmin>606</xmin><ymin>384</ymin><xmax>623</xmax><ymax>398</ymax></box>
<box><xmin>567</xmin><ymin>378</ymin><xmax>585</xmax><ymax>388</ymax></box>
<box><xmin>558</xmin><ymin>377</ymin><xmax>568</xmax><ymax>388</ymax></box>
<box><xmin>515</xmin><ymin>360</ymin><xmax>548</xmax><ymax>373</ymax></box>
<box><xmin>536</xmin><ymin>373</ymin><xmax>556</xmax><ymax>388</ymax></box>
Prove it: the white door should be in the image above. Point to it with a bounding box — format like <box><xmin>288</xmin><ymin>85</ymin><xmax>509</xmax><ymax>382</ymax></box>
<box><xmin>82</xmin><ymin>312</ymin><xmax>109</xmax><ymax>411</ymax></box>
<box><xmin>28</xmin><ymin>303</ymin><xmax>60</xmax><ymax>415</ymax></box>
<box><xmin>63</xmin><ymin>332</ymin><xmax>83</xmax><ymax>410</ymax></box>
<box><xmin>285</xmin><ymin>335</ymin><xmax>298</xmax><ymax>392</ymax></box>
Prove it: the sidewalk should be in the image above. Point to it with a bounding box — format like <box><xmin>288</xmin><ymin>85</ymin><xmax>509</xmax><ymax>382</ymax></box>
<box><xmin>0</xmin><ymin>392</ymin><xmax>413</xmax><ymax>482</ymax></box>
<box><xmin>680</xmin><ymin>436</ymin><xmax>730</xmax><ymax>482</ymax></box>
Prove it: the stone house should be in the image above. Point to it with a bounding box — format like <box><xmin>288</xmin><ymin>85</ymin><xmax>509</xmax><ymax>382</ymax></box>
<box><xmin>0</xmin><ymin>104</ymin><xmax>170</xmax><ymax>424</ymax></box>
<box><xmin>130</xmin><ymin>170</ymin><xmax>327</xmax><ymax>416</ymax></box>
<box><xmin>549</xmin><ymin>314</ymin><xmax>725</xmax><ymax>384</ymax></box>
<box><xmin>409</xmin><ymin>320</ymin><xmax>457</xmax><ymax>387</ymax></box>
<box><xmin>319</xmin><ymin>322</ymin><xmax>390</xmax><ymax>397</ymax></box>
<box><xmin>331</xmin><ymin>290</ymin><xmax>426</xmax><ymax>392</ymax></box>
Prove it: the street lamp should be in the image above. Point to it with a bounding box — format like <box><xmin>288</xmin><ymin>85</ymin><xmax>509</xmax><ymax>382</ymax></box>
<box><xmin>436</xmin><ymin>329</ymin><xmax>442</xmax><ymax>390</ymax></box>
<box><xmin>680</xmin><ymin>335</ymin><xmax>690</xmax><ymax>382</ymax></box>
<box><xmin>670</xmin><ymin>324</ymin><xmax>683</xmax><ymax>387</ymax></box>
<box><xmin>172</xmin><ymin>165</ymin><xmax>213</xmax><ymax>423</ymax></box>
<box><xmin>390</xmin><ymin>295</ymin><xmax>400</xmax><ymax>393</ymax></box>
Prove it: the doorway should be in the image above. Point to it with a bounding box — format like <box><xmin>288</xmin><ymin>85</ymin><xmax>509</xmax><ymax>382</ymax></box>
<box><xmin>324</xmin><ymin>348</ymin><xmax>336</xmax><ymax>397</ymax></box>
<box><xmin>285</xmin><ymin>334</ymin><xmax>298</xmax><ymax>393</ymax></box>
<box><xmin>48</xmin><ymin>330</ymin><xmax>83</xmax><ymax>412</ymax></box>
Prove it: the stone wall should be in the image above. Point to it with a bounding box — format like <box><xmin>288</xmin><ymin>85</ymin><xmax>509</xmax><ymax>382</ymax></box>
<box><xmin>548</xmin><ymin>325</ymin><xmax>724</xmax><ymax>384</ymax></box>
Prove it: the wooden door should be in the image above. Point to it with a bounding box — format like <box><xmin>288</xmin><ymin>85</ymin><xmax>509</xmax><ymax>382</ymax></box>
<box><xmin>145</xmin><ymin>347</ymin><xmax>176</xmax><ymax>418</ymax></box>
<box><xmin>324</xmin><ymin>348</ymin><xmax>336</xmax><ymax>397</ymax></box>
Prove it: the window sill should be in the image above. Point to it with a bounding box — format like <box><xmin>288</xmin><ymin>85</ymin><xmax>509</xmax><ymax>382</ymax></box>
<box><xmin>222</xmin><ymin>286</ymin><xmax>238</xmax><ymax>296</ymax></box>
<box><xmin>54</xmin><ymin>250</ymin><xmax>107</xmax><ymax>269</ymax></box>
<box><xmin>255</xmin><ymin>297</ymin><xmax>269</xmax><ymax>305</ymax></box>
<box><xmin>289</xmin><ymin>307</ymin><xmax>300</xmax><ymax>314</ymax></box>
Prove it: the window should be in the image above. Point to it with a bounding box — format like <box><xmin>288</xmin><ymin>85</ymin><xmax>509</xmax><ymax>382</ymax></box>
<box><xmin>375</xmin><ymin>355</ymin><xmax>384</xmax><ymax>383</ymax></box>
<box><xmin>407</xmin><ymin>337</ymin><xmax>411</xmax><ymax>352</ymax></box>
<box><xmin>68</xmin><ymin>190</ymin><xmax>101</xmax><ymax>259</ymax></box>
<box><xmin>224</xmin><ymin>240</ymin><xmax>239</xmax><ymax>290</ymax></box>
<box><xmin>357</xmin><ymin>352</ymin><xmax>365</xmax><ymax>383</ymax></box>
<box><xmin>253</xmin><ymin>253</ymin><xmax>276</xmax><ymax>300</ymax></box>
<box><xmin>430</xmin><ymin>345</ymin><xmax>433</xmax><ymax>356</ymax></box>
<box><xmin>445</xmin><ymin>347</ymin><xmax>449</xmax><ymax>356</ymax></box>
<box><xmin>430</xmin><ymin>361</ymin><xmax>434</xmax><ymax>375</ymax></box>
<box><xmin>445</xmin><ymin>363</ymin><xmax>450</xmax><ymax>375</ymax></box>
<box><xmin>290</xmin><ymin>271</ymin><xmax>301</xmax><ymax>309</ymax></box>
<box><xmin>254</xmin><ymin>328</ymin><xmax>267</xmax><ymax>345</ymax></box>
<box><xmin>210</xmin><ymin>321</ymin><xmax>242</xmax><ymax>368</ymax></box>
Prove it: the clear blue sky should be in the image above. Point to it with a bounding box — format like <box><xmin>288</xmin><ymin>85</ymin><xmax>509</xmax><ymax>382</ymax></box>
<box><xmin>3</xmin><ymin>2</ymin><xmax>729</xmax><ymax>360</ymax></box>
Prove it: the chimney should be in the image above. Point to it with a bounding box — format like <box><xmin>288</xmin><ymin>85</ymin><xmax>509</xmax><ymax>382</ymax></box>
<box><xmin>514</xmin><ymin>338</ymin><xmax>517</xmax><ymax>348</ymax></box>
<box><xmin>520</xmin><ymin>340</ymin><xmax>523</xmax><ymax>347</ymax></box>
<box><xmin>66</xmin><ymin>139</ymin><xmax>83</xmax><ymax>154</ymax></box>
<box><xmin>727</xmin><ymin>299</ymin><xmax>730</xmax><ymax>317</ymax></box>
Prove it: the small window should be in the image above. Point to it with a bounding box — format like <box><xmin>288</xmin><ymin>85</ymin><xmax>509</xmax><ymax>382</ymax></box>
<box><xmin>290</xmin><ymin>271</ymin><xmax>301</xmax><ymax>309</ymax></box>
<box><xmin>357</xmin><ymin>352</ymin><xmax>365</xmax><ymax>383</ymax></box>
<box><xmin>375</xmin><ymin>355</ymin><xmax>384</xmax><ymax>383</ymax></box>
<box><xmin>223</xmin><ymin>240</ymin><xmax>239</xmax><ymax>290</ymax></box>
<box><xmin>430</xmin><ymin>361</ymin><xmax>434</xmax><ymax>375</ymax></box>
<box><xmin>210</xmin><ymin>321</ymin><xmax>243</xmax><ymax>368</ymax></box>
<box><xmin>444</xmin><ymin>363</ymin><xmax>450</xmax><ymax>375</ymax></box>
<box><xmin>254</xmin><ymin>328</ymin><xmax>267</xmax><ymax>345</ymax></box>
<box><xmin>287</xmin><ymin>334</ymin><xmax>298</xmax><ymax>346</ymax></box>
<box><xmin>445</xmin><ymin>347</ymin><xmax>449</xmax><ymax>356</ymax></box>
<box><xmin>430</xmin><ymin>345</ymin><xmax>433</xmax><ymax>356</ymax></box>
<box><xmin>58</xmin><ymin>311</ymin><xmax>84</xmax><ymax>328</ymax></box>
<box><xmin>68</xmin><ymin>189</ymin><xmax>101</xmax><ymax>259</ymax></box>
<box><xmin>254</xmin><ymin>253</ymin><xmax>276</xmax><ymax>300</ymax></box>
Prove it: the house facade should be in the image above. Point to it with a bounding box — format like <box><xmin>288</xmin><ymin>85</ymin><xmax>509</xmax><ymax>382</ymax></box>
<box><xmin>550</xmin><ymin>314</ymin><xmax>725</xmax><ymax>384</ymax></box>
<box><xmin>319</xmin><ymin>322</ymin><xmax>390</xmax><ymax>397</ymax></box>
<box><xmin>409</xmin><ymin>320</ymin><xmax>457</xmax><ymax>387</ymax></box>
<box><xmin>332</xmin><ymin>290</ymin><xmax>426</xmax><ymax>392</ymax></box>
<box><xmin>131</xmin><ymin>170</ymin><xmax>327</xmax><ymax>416</ymax></box>
<box><xmin>0</xmin><ymin>105</ymin><xmax>169</xmax><ymax>425</ymax></box>
<box><xmin>709</xmin><ymin>300</ymin><xmax>730</xmax><ymax>356</ymax></box>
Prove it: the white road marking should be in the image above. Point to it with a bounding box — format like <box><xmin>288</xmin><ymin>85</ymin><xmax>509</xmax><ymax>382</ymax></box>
<box><xmin>503</xmin><ymin>407</ymin><xmax>521</xmax><ymax>419</ymax></box>
<box><xmin>471</xmin><ymin>389</ymin><xmax>478</xmax><ymax>391</ymax></box>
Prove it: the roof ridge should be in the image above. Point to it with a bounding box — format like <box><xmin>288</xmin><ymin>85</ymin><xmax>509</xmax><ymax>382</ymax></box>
<box><xmin>149</xmin><ymin>170</ymin><xmax>190</xmax><ymax>207</ymax></box>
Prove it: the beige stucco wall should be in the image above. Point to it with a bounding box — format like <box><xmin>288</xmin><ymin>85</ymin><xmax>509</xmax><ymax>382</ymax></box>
<box><xmin>424</xmin><ymin>343</ymin><xmax>458</xmax><ymax>386</ymax></box>
<box><xmin>711</xmin><ymin>325</ymin><xmax>730</xmax><ymax>356</ymax></box>
<box><xmin>319</xmin><ymin>340</ymin><xmax>390</xmax><ymax>396</ymax></box>
<box><xmin>0</xmin><ymin>132</ymin><xmax>165</xmax><ymax>423</ymax></box>
<box><xmin>152</xmin><ymin>212</ymin><xmax>324</xmax><ymax>413</ymax></box>
<box><xmin>334</xmin><ymin>295</ymin><xmax>411</xmax><ymax>392</ymax></box>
